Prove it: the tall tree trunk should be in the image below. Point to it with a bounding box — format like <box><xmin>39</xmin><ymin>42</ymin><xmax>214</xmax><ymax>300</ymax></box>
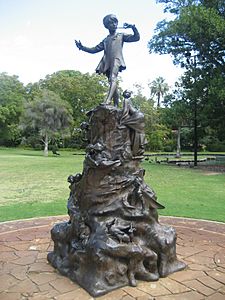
<box><xmin>175</xmin><ymin>127</ymin><xmax>181</xmax><ymax>158</ymax></box>
<box><xmin>44</xmin><ymin>133</ymin><xmax>49</xmax><ymax>157</ymax></box>
<box><xmin>157</xmin><ymin>92</ymin><xmax>160</xmax><ymax>108</ymax></box>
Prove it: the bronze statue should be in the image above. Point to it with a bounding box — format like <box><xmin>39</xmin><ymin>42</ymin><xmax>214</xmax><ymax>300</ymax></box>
<box><xmin>48</xmin><ymin>16</ymin><xmax>186</xmax><ymax>297</ymax></box>
<box><xmin>75</xmin><ymin>14</ymin><xmax>140</xmax><ymax>107</ymax></box>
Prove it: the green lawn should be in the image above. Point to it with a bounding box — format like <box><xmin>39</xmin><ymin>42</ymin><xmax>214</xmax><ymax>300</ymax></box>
<box><xmin>0</xmin><ymin>148</ymin><xmax>224</xmax><ymax>222</ymax></box>
<box><xmin>144</xmin><ymin>163</ymin><xmax>225</xmax><ymax>222</ymax></box>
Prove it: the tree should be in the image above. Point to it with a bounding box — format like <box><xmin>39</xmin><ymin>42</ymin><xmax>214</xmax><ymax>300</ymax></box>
<box><xmin>161</xmin><ymin>91</ymin><xmax>191</xmax><ymax>156</ymax></box>
<box><xmin>131</xmin><ymin>84</ymin><xmax>170</xmax><ymax>151</ymax></box>
<box><xmin>0</xmin><ymin>73</ymin><xmax>26</xmax><ymax>146</ymax></box>
<box><xmin>21</xmin><ymin>89</ymin><xmax>73</xmax><ymax>156</ymax></box>
<box><xmin>24</xmin><ymin>70</ymin><xmax>109</xmax><ymax>148</ymax></box>
<box><xmin>149</xmin><ymin>1</ymin><xmax>225</xmax><ymax>74</ymax></box>
<box><xmin>148</xmin><ymin>0</ymin><xmax>225</xmax><ymax>115</ymax></box>
<box><xmin>38</xmin><ymin>70</ymin><xmax>108</xmax><ymax>126</ymax></box>
<box><xmin>148</xmin><ymin>1</ymin><xmax>225</xmax><ymax>137</ymax></box>
<box><xmin>155</xmin><ymin>0</ymin><xmax>225</xmax><ymax>17</ymax></box>
<box><xmin>148</xmin><ymin>77</ymin><xmax>169</xmax><ymax>108</ymax></box>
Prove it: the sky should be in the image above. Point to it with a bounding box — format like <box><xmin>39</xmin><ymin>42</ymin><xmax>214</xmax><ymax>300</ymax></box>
<box><xmin>0</xmin><ymin>0</ymin><xmax>183</xmax><ymax>96</ymax></box>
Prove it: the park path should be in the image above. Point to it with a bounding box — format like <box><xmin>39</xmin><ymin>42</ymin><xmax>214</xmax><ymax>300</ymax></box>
<box><xmin>0</xmin><ymin>216</ymin><xmax>225</xmax><ymax>300</ymax></box>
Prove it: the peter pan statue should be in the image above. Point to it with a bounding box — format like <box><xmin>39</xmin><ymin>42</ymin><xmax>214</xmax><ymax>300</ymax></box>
<box><xmin>75</xmin><ymin>14</ymin><xmax>140</xmax><ymax>107</ymax></box>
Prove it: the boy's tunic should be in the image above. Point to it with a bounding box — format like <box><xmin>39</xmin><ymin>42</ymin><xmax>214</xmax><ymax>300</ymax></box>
<box><xmin>81</xmin><ymin>29</ymin><xmax>140</xmax><ymax>78</ymax></box>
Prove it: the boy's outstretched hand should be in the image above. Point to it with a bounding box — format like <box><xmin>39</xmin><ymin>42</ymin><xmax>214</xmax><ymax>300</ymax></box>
<box><xmin>75</xmin><ymin>40</ymin><xmax>83</xmax><ymax>50</ymax></box>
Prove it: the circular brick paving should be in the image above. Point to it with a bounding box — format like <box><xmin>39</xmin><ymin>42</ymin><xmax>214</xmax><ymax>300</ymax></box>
<box><xmin>0</xmin><ymin>216</ymin><xmax>225</xmax><ymax>300</ymax></box>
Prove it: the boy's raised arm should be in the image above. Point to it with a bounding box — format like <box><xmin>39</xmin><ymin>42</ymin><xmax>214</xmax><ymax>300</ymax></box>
<box><xmin>123</xmin><ymin>23</ymin><xmax>140</xmax><ymax>43</ymax></box>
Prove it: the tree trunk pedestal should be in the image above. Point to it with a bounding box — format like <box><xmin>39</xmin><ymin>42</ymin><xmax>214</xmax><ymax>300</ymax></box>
<box><xmin>47</xmin><ymin>102</ymin><xmax>186</xmax><ymax>297</ymax></box>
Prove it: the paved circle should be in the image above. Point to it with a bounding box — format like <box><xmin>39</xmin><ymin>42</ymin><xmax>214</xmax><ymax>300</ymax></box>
<box><xmin>0</xmin><ymin>216</ymin><xmax>225</xmax><ymax>300</ymax></box>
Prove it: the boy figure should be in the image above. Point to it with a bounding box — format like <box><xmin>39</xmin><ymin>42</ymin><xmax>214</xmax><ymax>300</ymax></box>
<box><xmin>75</xmin><ymin>14</ymin><xmax>140</xmax><ymax>107</ymax></box>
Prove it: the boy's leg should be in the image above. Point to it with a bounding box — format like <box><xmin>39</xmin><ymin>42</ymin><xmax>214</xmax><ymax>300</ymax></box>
<box><xmin>113</xmin><ymin>87</ymin><xmax>119</xmax><ymax>107</ymax></box>
<box><xmin>104</xmin><ymin>61</ymin><xmax>120</xmax><ymax>106</ymax></box>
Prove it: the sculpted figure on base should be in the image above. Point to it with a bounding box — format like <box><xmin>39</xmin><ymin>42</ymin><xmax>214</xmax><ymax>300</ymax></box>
<box><xmin>75</xmin><ymin>14</ymin><xmax>140</xmax><ymax>106</ymax></box>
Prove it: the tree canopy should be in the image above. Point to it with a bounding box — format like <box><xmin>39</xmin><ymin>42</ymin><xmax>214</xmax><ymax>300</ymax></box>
<box><xmin>149</xmin><ymin>77</ymin><xmax>169</xmax><ymax>108</ymax></box>
<box><xmin>149</xmin><ymin>0</ymin><xmax>225</xmax><ymax>143</ymax></box>
<box><xmin>149</xmin><ymin>1</ymin><xmax>225</xmax><ymax>69</ymax></box>
<box><xmin>21</xmin><ymin>89</ymin><xmax>73</xmax><ymax>156</ymax></box>
<box><xmin>0</xmin><ymin>73</ymin><xmax>26</xmax><ymax>146</ymax></box>
<box><xmin>38</xmin><ymin>70</ymin><xmax>108</xmax><ymax>129</ymax></box>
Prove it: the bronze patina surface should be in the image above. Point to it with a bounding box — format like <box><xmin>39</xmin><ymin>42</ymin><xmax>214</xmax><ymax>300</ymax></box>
<box><xmin>48</xmin><ymin>99</ymin><xmax>186</xmax><ymax>296</ymax></box>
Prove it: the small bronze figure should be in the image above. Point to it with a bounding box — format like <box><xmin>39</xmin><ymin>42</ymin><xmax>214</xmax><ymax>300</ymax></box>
<box><xmin>75</xmin><ymin>14</ymin><xmax>140</xmax><ymax>107</ymax></box>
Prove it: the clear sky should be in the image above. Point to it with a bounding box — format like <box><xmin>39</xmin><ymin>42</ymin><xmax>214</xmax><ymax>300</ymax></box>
<box><xmin>0</xmin><ymin>0</ymin><xmax>183</xmax><ymax>95</ymax></box>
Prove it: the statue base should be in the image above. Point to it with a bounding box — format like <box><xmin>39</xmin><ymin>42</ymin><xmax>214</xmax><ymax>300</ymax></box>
<box><xmin>47</xmin><ymin>103</ymin><xmax>186</xmax><ymax>297</ymax></box>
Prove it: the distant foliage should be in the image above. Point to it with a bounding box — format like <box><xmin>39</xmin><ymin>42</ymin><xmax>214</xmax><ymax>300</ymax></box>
<box><xmin>148</xmin><ymin>77</ymin><xmax>169</xmax><ymax>108</ymax></box>
<box><xmin>38</xmin><ymin>70</ymin><xmax>108</xmax><ymax>126</ymax></box>
<box><xmin>21</xmin><ymin>89</ymin><xmax>73</xmax><ymax>156</ymax></box>
<box><xmin>0</xmin><ymin>73</ymin><xmax>26</xmax><ymax>146</ymax></box>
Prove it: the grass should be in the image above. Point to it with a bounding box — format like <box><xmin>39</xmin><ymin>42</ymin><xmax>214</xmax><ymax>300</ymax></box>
<box><xmin>144</xmin><ymin>163</ymin><xmax>225</xmax><ymax>222</ymax></box>
<box><xmin>0</xmin><ymin>148</ymin><xmax>83</xmax><ymax>221</ymax></box>
<box><xmin>0</xmin><ymin>148</ymin><xmax>224</xmax><ymax>222</ymax></box>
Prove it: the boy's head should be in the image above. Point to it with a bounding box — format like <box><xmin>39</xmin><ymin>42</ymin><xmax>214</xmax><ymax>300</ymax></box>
<box><xmin>103</xmin><ymin>14</ymin><xmax>118</xmax><ymax>30</ymax></box>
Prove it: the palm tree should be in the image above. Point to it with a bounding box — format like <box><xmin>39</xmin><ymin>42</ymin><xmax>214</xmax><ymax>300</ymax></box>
<box><xmin>149</xmin><ymin>77</ymin><xmax>169</xmax><ymax>108</ymax></box>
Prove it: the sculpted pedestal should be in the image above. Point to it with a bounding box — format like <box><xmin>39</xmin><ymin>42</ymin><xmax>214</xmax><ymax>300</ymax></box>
<box><xmin>48</xmin><ymin>102</ymin><xmax>186</xmax><ymax>296</ymax></box>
